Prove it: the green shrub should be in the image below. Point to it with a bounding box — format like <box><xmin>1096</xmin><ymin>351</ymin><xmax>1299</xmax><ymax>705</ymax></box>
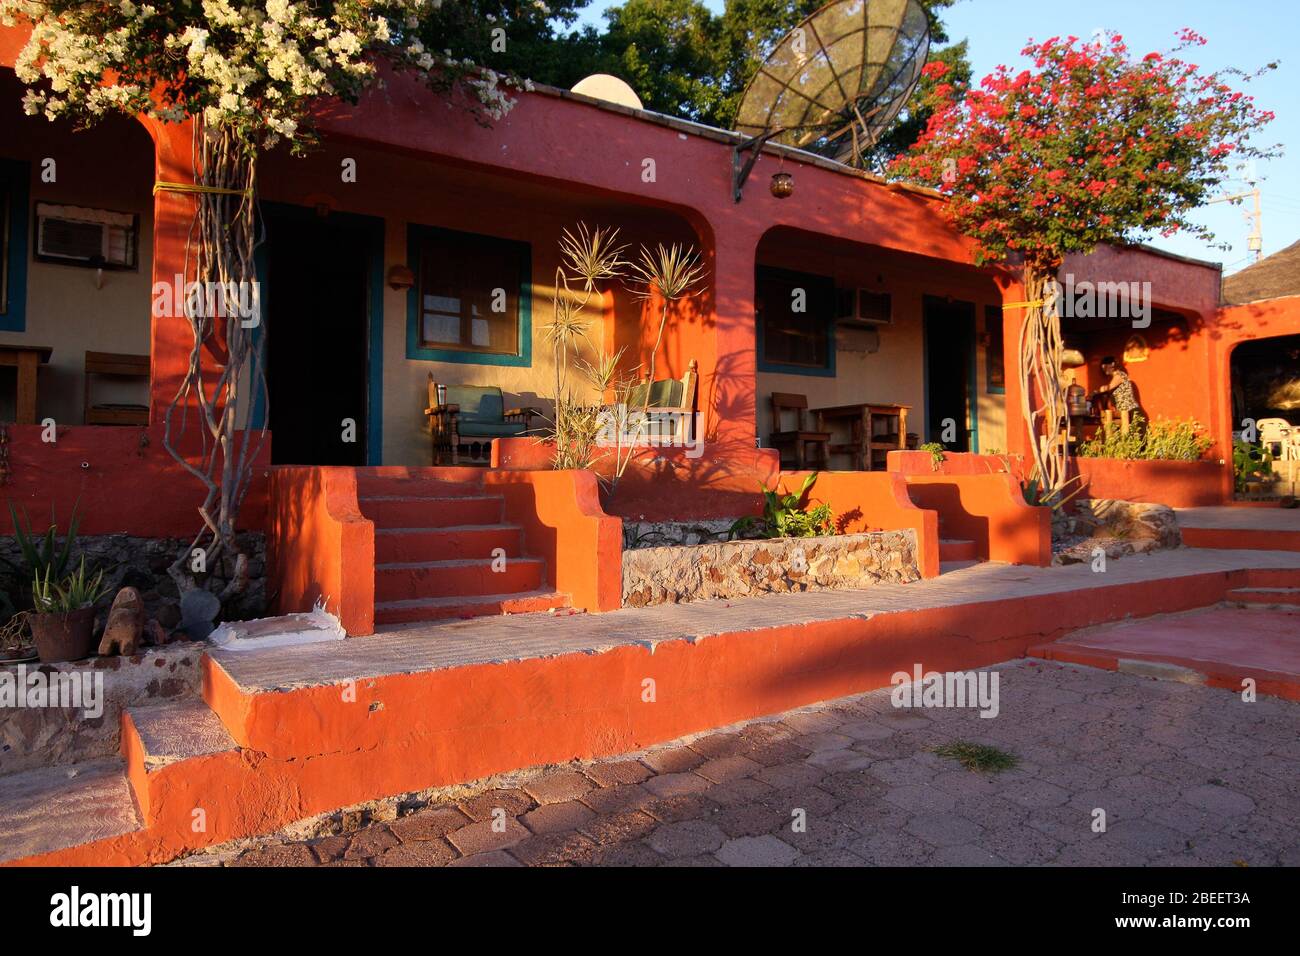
<box><xmin>1076</xmin><ymin>415</ymin><xmax>1213</xmax><ymax>461</ymax></box>
<box><xmin>731</xmin><ymin>472</ymin><xmax>835</xmax><ymax>539</ymax></box>
<box><xmin>1233</xmin><ymin>440</ymin><xmax>1273</xmax><ymax>492</ymax></box>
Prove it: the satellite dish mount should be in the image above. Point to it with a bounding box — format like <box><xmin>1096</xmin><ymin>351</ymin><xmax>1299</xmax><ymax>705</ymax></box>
<box><xmin>730</xmin><ymin>0</ymin><xmax>931</xmax><ymax>202</ymax></box>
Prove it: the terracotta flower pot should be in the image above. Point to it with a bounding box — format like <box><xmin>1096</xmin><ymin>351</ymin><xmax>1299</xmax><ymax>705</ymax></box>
<box><xmin>29</xmin><ymin>606</ymin><xmax>97</xmax><ymax>664</ymax></box>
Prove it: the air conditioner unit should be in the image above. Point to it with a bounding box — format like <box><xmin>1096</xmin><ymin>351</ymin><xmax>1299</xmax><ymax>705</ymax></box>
<box><xmin>35</xmin><ymin>203</ymin><xmax>137</xmax><ymax>269</ymax></box>
<box><xmin>836</xmin><ymin>288</ymin><xmax>892</xmax><ymax>326</ymax></box>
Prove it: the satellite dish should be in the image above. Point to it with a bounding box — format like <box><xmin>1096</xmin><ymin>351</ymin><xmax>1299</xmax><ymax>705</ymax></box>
<box><xmin>570</xmin><ymin>74</ymin><xmax>644</xmax><ymax>110</ymax></box>
<box><xmin>732</xmin><ymin>0</ymin><xmax>931</xmax><ymax>198</ymax></box>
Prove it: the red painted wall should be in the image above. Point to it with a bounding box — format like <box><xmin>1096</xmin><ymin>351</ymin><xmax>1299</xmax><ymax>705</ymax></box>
<box><xmin>904</xmin><ymin>473</ymin><xmax>1051</xmax><ymax>566</ymax></box>
<box><xmin>0</xmin><ymin>424</ymin><xmax>268</xmax><ymax>537</ymax></box>
<box><xmin>267</xmin><ymin>466</ymin><xmax>374</xmax><ymax>635</ymax></box>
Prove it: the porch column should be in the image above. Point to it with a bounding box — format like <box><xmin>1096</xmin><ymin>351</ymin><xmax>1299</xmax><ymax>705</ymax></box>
<box><xmin>140</xmin><ymin>117</ymin><xmax>200</xmax><ymax>424</ymax></box>
<box><xmin>999</xmin><ymin>273</ymin><xmax>1032</xmax><ymax>462</ymax></box>
<box><xmin>706</xmin><ymin>222</ymin><xmax>762</xmax><ymax>451</ymax></box>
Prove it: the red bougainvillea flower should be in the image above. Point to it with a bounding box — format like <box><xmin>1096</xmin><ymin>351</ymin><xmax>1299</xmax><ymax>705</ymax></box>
<box><xmin>889</xmin><ymin>29</ymin><xmax>1277</xmax><ymax>269</ymax></box>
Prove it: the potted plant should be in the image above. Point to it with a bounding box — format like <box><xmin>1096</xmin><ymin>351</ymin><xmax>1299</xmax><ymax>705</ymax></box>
<box><xmin>29</xmin><ymin>557</ymin><xmax>109</xmax><ymax>664</ymax></box>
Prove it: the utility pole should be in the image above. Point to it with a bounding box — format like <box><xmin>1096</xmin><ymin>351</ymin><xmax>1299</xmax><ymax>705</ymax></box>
<box><xmin>1207</xmin><ymin>170</ymin><xmax>1263</xmax><ymax>262</ymax></box>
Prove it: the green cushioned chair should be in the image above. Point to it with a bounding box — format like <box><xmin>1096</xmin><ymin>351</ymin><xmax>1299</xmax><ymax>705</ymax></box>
<box><xmin>425</xmin><ymin>375</ymin><xmax>540</xmax><ymax>465</ymax></box>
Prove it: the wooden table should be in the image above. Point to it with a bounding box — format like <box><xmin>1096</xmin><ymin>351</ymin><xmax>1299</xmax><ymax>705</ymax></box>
<box><xmin>0</xmin><ymin>344</ymin><xmax>53</xmax><ymax>424</ymax></box>
<box><xmin>812</xmin><ymin>402</ymin><xmax>909</xmax><ymax>471</ymax></box>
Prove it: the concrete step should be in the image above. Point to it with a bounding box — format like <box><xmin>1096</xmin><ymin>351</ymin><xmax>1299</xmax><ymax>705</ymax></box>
<box><xmin>121</xmin><ymin>699</ymin><xmax>240</xmax><ymax>829</ymax></box>
<box><xmin>375</xmin><ymin>589</ymin><xmax>571</xmax><ymax>625</ymax></box>
<box><xmin>356</xmin><ymin>475</ymin><xmax>484</xmax><ymax>498</ymax></box>
<box><xmin>939</xmin><ymin>538</ymin><xmax>978</xmax><ymax>562</ymax></box>
<box><xmin>939</xmin><ymin>560</ymin><xmax>979</xmax><ymax>574</ymax></box>
<box><xmin>374</xmin><ymin>557</ymin><xmax>544</xmax><ymax>602</ymax></box>
<box><xmin>1244</xmin><ymin>568</ymin><xmax>1300</xmax><ymax>589</ymax></box>
<box><xmin>1226</xmin><ymin>587</ymin><xmax>1300</xmax><ymax>608</ymax></box>
<box><xmin>375</xmin><ymin>524</ymin><xmax>523</xmax><ymax>563</ymax></box>
<box><xmin>0</xmin><ymin>757</ymin><xmax>142</xmax><ymax>864</ymax></box>
<box><xmin>358</xmin><ymin>494</ymin><xmax>503</xmax><ymax>528</ymax></box>
<box><xmin>124</xmin><ymin>700</ymin><xmax>238</xmax><ymax>773</ymax></box>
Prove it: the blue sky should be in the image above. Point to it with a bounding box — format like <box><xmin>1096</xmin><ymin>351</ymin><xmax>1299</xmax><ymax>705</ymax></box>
<box><xmin>574</xmin><ymin>0</ymin><xmax>1300</xmax><ymax>274</ymax></box>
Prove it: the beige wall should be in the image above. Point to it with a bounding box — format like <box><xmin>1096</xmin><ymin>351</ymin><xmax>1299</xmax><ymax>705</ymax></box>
<box><xmin>258</xmin><ymin>140</ymin><xmax>699</xmax><ymax>466</ymax></box>
<box><xmin>755</xmin><ymin>230</ymin><xmax>1006</xmax><ymax>459</ymax></box>
<box><xmin>1</xmin><ymin>75</ymin><xmax>155</xmax><ymax>425</ymax></box>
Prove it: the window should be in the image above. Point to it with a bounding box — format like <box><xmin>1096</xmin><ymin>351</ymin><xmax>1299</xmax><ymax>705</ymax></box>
<box><xmin>34</xmin><ymin>202</ymin><xmax>137</xmax><ymax>269</ymax></box>
<box><xmin>407</xmin><ymin>225</ymin><xmax>530</xmax><ymax>365</ymax></box>
<box><xmin>985</xmin><ymin>305</ymin><xmax>1005</xmax><ymax>393</ymax></box>
<box><xmin>0</xmin><ymin>160</ymin><xmax>28</xmax><ymax>332</ymax></box>
<box><xmin>756</xmin><ymin>267</ymin><xmax>835</xmax><ymax>375</ymax></box>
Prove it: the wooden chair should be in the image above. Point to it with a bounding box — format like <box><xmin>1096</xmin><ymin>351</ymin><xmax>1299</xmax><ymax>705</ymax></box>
<box><xmin>769</xmin><ymin>393</ymin><xmax>830</xmax><ymax>469</ymax></box>
<box><xmin>83</xmin><ymin>351</ymin><xmax>149</xmax><ymax>426</ymax></box>
<box><xmin>625</xmin><ymin>359</ymin><xmax>698</xmax><ymax>444</ymax></box>
<box><xmin>425</xmin><ymin>375</ymin><xmax>540</xmax><ymax>465</ymax></box>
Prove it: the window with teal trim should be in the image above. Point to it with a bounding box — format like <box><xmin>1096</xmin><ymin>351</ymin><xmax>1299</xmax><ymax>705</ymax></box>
<box><xmin>407</xmin><ymin>224</ymin><xmax>531</xmax><ymax>367</ymax></box>
<box><xmin>0</xmin><ymin>160</ymin><xmax>29</xmax><ymax>332</ymax></box>
<box><xmin>756</xmin><ymin>266</ymin><xmax>836</xmax><ymax>377</ymax></box>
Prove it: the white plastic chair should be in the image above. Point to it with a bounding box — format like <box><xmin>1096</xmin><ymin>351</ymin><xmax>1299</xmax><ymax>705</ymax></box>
<box><xmin>1257</xmin><ymin>418</ymin><xmax>1291</xmax><ymax>455</ymax></box>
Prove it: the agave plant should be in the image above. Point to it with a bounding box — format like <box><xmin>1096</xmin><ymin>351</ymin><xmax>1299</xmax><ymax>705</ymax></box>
<box><xmin>32</xmin><ymin>556</ymin><xmax>109</xmax><ymax>615</ymax></box>
<box><xmin>8</xmin><ymin>499</ymin><xmax>82</xmax><ymax>584</ymax></box>
<box><xmin>626</xmin><ymin>243</ymin><xmax>707</xmax><ymax>402</ymax></box>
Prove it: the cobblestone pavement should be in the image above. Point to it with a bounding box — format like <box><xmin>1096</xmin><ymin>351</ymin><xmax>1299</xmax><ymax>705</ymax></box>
<box><xmin>214</xmin><ymin>660</ymin><xmax>1300</xmax><ymax>867</ymax></box>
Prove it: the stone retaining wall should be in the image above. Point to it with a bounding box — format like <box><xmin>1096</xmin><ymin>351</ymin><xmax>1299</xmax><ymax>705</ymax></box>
<box><xmin>622</xmin><ymin>530</ymin><xmax>919</xmax><ymax>607</ymax></box>
<box><xmin>1053</xmin><ymin>499</ymin><xmax>1181</xmax><ymax>565</ymax></box>
<box><xmin>623</xmin><ymin>519</ymin><xmax>742</xmax><ymax>550</ymax></box>
<box><xmin>0</xmin><ymin>532</ymin><xmax>267</xmax><ymax>631</ymax></box>
<box><xmin>0</xmin><ymin>643</ymin><xmax>202</xmax><ymax>775</ymax></box>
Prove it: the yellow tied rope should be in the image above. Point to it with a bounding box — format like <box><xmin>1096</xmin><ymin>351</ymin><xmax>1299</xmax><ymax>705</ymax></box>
<box><xmin>1000</xmin><ymin>300</ymin><xmax>1046</xmax><ymax>310</ymax></box>
<box><xmin>153</xmin><ymin>181</ymin><xmax>253</xmax><ymax>198</ymax></box>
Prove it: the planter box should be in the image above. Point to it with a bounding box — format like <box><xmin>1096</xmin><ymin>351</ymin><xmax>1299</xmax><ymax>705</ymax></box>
<box><xmin>1074</xmin><ymin>458</ymin><xmax>1226</xmax><ymax>508</ymax></box>
<box><xmin>887</xmin><ymin>450</ymin><xmax>1022</xmax><ymax>476</ymax></box>
<box><xmin>622</xmin><ymin>530</ymin><xmax>918</xmax><ymax>608</ymax></box>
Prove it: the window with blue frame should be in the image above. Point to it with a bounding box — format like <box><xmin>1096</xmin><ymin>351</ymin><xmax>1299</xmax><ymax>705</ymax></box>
<box><xmin>0</xmin><ymin>160</ymin><xmax>29</xmax><ymax>333</ymax></box>
<box><xmin>756</xmin><ymin>266</ymin><xmax>836</xmax><ymax>377</ymax></box>
<box><xmin>406</xmin><ymin>224</ymin><xmax>531</xmax><ymax>366</ymax></box>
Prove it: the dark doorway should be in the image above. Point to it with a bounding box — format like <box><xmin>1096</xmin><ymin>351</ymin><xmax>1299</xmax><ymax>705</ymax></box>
<box><xmin>1231</xmin><ymin>333</ymin><xmax>1300</xmax><ymax>431</ymax></box>
<box><xmin>924</xmin><ymin>296</ymin><xmax>977</xmax><ymax>452</ymax></box>
<box><xmin>265</xmin><ymin>211</ymin><xmax>371</xmax><ymax>465</ymax></box>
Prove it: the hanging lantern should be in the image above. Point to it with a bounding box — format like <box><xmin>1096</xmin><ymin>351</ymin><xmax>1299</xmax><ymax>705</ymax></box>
<box><xmin>770</xmin><ymin>171</ymin><xmax>794</xmax><ymax>198</ymax></box>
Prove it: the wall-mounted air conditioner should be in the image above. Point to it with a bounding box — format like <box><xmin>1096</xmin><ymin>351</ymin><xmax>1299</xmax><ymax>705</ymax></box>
<box><xmin>835</xmin><ymin>288</ymin><xmax>892</xmax><ymax>326</ymax></box>
<box><xmin>35</xmin><ymin>203</ymin><xmax>138</xmax><ymax>269</ymax></box>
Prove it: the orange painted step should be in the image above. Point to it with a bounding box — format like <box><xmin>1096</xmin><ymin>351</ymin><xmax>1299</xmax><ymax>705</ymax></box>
<box><xmin>355</xmin><ymin>475</ymin><xmax>484</xmax><ymax>498</ymax></box>
<box><xmin>939</xmin><ymin>538</ymin><xmax>978</xmax><ymax>562</ymax></box>
<box><xmin>358</xmin><ymin>494</ymin><xmax>503</xmax><ymax>527</ymax></box>
<box><xmin>375</xmin><ymin>557</ymin><xmax>544</xmax><ymax>602</ymax></box>
<box><xmin>1226</xmin><ymin>587</ymin><xmax>1300</xmax><ymax>607</ymax></box>
<box><xmin>375</xmin><ymin>524</ymin><xmax>523</xmax><ymax>563</ymax></box>
<box><xmin>374</xmin><ymin>589</ymin><xmax>571</xmax><ymax>625</ymax></box>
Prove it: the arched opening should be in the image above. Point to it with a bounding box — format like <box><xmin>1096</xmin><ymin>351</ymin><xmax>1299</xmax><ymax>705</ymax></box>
<box><xmin>1230</xmin><ymin>332</ymin><xmax>1300</xmax><ymax>499</ymax></box>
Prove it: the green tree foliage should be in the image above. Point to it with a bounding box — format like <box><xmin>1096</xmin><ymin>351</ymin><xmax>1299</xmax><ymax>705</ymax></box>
<box><xmin>436</xmin><ymin>0</ymin><xmax>969</xmax><ymax>164</ymax></box>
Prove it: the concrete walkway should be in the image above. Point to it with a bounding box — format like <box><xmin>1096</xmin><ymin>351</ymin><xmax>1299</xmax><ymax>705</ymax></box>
<box><xmin>205</xmin><ymin>659</ymin><xmax>1300</xmax><ymax>867</ymax></box>
<box><xmin>214</xmin><ymin>548</ymin><xmax>1300</xmax><ymax>693</ymax></box>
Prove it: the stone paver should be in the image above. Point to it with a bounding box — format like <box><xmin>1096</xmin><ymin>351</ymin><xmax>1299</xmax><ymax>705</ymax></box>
<box><xmin>219</xmin><ymin>660</ymin><xmax>1300</xmax><ymax>867</ymax></box>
